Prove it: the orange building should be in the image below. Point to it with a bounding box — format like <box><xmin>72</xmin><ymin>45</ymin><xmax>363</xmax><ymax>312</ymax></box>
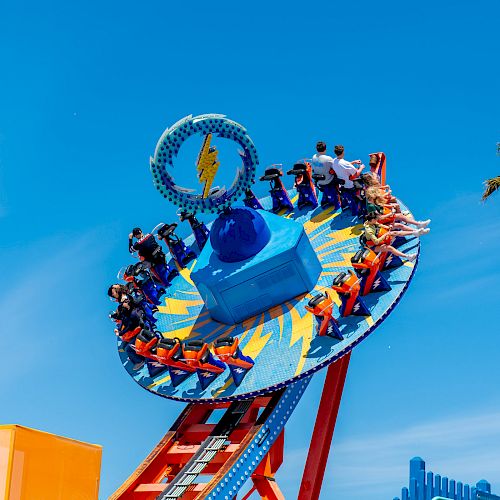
<box><xmin>0</xmin><ymin>425</ymin><xmax>101</xmax><ymax>500</ymax></box>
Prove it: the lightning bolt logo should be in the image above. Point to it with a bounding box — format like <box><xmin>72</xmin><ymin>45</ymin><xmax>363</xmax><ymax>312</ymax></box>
<box><xmin>234</xmin><ymin>368</ymin><xmax>244</xmax><ymax>374</ymax></box>
<box><xmin>197</xmin><ymin>133</ymin><xmax>220</xmax><ymax>198</ymax></box>
<box><xmin>353</xmin><ymin>303</ymin><xmax>360</xmax><ymax>313</ymax></box>
<box><xmin>374</xmin><ymin>277</ymin><xmax>381</xmax><ymax>289</ymax></box>
<box><xmin>386</xmin><ymin>254</ymin><xmax>393</xmax><ymax>264</ymax></box>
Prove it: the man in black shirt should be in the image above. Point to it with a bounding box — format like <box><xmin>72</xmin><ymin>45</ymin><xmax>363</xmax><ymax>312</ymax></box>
<box><xmin>129</xmin><ymin>228</ymin><xmax>163</xmax><ymax>263</ymax></box>
<box><xmin>128</xmin><ymin>227</ymin><xmax>176</xmax><ymax>285</ymax></box>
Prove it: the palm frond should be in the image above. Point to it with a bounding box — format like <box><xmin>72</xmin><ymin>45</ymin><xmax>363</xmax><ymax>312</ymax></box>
<box><xmin>482</xmin><ymin>176</ymin><xmax>500</xmax><ymax>201</ymax></box>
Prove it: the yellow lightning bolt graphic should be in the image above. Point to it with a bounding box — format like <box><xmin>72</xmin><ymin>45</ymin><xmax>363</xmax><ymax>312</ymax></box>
<box><xmin>197</xmin><ymin>133</ymin><xmax>220</xmax><ymax>198</ymax></box>
<box><xmin>212</xmin><ymin>315</ymin><xmax>270</xmax><ymax>398</ymax></box>
<box><xmin>321</xmin><ymin>252</ymin><xmax>357</xmax><ymax>270</ymax></box>
<box><xmin>303</xmin><ymin>206</ymin><xmax>339</xmax><ymax>234</ymax></box>
<box><xmin>284</xmin><ymin>302</ymin><xmax>314</xmax><ymax>376</ymax></box>
<box><xmin>147</xmin><ymin>374</ymin><xmax>171</xmax><ymax>389</ymax></box>
<box><xmin>158</xmin><ymin>297</ymin><xmax>204</xmax><ymax>316</ymax></box>
<box><xmin>243</xmin><ymin>314</ymin><xmax>273</xmax><ymax>359</ymax></box>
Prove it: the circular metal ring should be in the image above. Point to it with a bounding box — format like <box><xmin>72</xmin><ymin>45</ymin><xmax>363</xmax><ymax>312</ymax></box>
<box><xmin>150</xmin><ymin>114</ymin><xmax>258</xmax><ymax>213</ymax></box>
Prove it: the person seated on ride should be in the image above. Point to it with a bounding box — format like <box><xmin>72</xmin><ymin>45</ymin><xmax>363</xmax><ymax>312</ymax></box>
<box><xmin>129</xmin><ymin>227</ymin><xmax>164</xmax><ymax>263</ymax></box>
<box><xmin>128</xmin><ymin>227</ymin><xmax>174</xmax><ymax>285</ymax></box>
<box><xmin>363</xmin><ymin>212</ymin><xmax>424</xmax><ymax>262</ymax></box>
<box><xmin>110</xmin><ymin>301</ymin><xmax>147</xmax><ymax>370</ymax></box>
<box><xmin>365</xmin><ymin>187</ymin><xmax>431</xmax><ymax>228</ymax></box>
<box><xmin>332</xmin><ymin>145</ymin><xmax>365</xmax><ymax>213</ymax></box>
<box><xmin>311</xmin><ymin>141</ymin><xmax>336</xmax><ymax>187</ymax></box>
<box><xmin>361</xmin><ymin>172</ymin><xmax>398</xmax><ymax>205</ymax></box>
<box><xmin>332</xmin><ymin>145</ymin><xmax>365</xmax><ymax>183</ymax></box>
<box><xmin>362</xmin><ymin>171</ymin><xmax>382</xmax><ymax>188</ymax></box>
<box><xmin>108</xmin><ymin>282</ymin><xmax>158</xmax><ymax>323</ymax></box>
<box><xmin>311</xmin><ymin>141</ymin><xmax>344</xmax><ymax>208</ymax></box>
<box><xmin>108</xmin><ymin>283</ymin><xmax>128</xmax><ymax>303</ymax></box>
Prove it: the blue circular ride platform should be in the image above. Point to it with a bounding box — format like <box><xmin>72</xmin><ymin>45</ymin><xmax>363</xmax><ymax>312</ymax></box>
<box><xmin>118</xmin><ymin>192</ymin><xmax>419</xmax><ymax>402</ymax></box>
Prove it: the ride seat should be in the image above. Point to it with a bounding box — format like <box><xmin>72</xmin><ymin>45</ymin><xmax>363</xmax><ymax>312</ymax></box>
<box><xmin>157</xmin><ymin>223</ymin><xmax>177</xmax><ymax>240</ymax></box>
<box><xmin>260</xmin><ymin>167</ymin><xmax>283</xmax><ymax>181</ymax></box>
<box><xmin>214</xmin><ymin>336</ymin><xmax>235</xmax><ymax>348</ymax></box>
<box><xmin>287</xmin><ymin>163</ymin><xmax>308</xmax><ymax>177</ymax></box>
<box><xmin>307</xmin><ymin>293</ymin><xmax>326</xmax><ymax>309</ymax></box>
<box><xmin>332</xmin><ymin>272</ymin><xmax>348</xmax><ymax>287</ymax></box>
<box><xmin>136</xmin><ymin>329</ymin><xmax>156</xmax><ymax>343</ymax></box>
<box><xmin>183</xmin><ymin>340</ymin><xmax>204</xmax><ymax>351</ymax></box>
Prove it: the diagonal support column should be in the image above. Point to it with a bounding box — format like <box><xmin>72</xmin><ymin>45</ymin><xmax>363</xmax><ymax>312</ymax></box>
<box><xmin>248</xmin><ymin>430</ymin><xmax>285</xmax><ymax>500</ymax></box>
<box><xmin>298</xmin><ymin>352</ymin><xmax>351</xmax><ymax>500</ymax></box>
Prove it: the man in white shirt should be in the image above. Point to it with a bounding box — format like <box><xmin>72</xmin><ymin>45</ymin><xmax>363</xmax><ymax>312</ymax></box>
<box><xmin>332</xmin><ymin>145</ymin><xmax>365</xmax><ymax>216</ymax></box>
<box><xmin>311</xmin><ymin>141</ymin><xmax>336</xmax><ymax>187</ymax></box>
<box><xmin>331</xmin><ymin>145</ymin><xmax>364</xmax><ymax>189</ymax></box>
<box><xmin>311</xmin><ymin>141</ymin><xmax>343</xmax><ymax>208</ymax></box>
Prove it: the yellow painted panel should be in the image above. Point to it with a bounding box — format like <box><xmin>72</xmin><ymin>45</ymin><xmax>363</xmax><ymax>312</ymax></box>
<box><xmin>0</xmin><ymin>425</ymin><xmax>101</xmax><ymax>500</ymax></box>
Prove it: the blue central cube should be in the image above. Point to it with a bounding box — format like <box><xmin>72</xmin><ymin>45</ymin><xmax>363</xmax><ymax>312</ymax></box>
<box><xmin>191</xmin><ymin>208</ymin><xmax>322</xmax><ymax>325</ymax></box>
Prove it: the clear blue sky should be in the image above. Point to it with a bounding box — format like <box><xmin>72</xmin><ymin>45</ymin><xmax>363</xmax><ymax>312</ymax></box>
<box><xmin>1</xmin><ymin>0</ymin><xmax>499</xmax><ymax>498</ymax></box>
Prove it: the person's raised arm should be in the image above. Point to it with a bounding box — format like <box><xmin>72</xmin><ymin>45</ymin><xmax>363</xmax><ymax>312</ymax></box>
<box><xmin>347</xmin><ymin>160</ymin><xmax>365</xmax><ymax>180</ymax></box>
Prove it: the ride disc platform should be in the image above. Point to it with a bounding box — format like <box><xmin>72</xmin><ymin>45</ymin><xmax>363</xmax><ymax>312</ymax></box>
<box><xmin>118</xmin><ymin>192</ymin><xmax>418</xmax><ymax>402</ymax></box>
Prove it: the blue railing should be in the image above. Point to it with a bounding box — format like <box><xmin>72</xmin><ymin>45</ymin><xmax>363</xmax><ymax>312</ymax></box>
<box><xmin>393</xmin><ymin>457</ymin><xmax>500</xmax><ymax>500</ymax></box>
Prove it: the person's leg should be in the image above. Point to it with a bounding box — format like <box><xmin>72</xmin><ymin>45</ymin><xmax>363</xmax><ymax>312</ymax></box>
<box><xmin>391</xmin><ymin>227</ymin><xmax>420</xmax><ymax>237</ymax></box>
<box><xmin>388</xmin><ymin>198</ymin><xmax>401</xmax><ymax>212</ymax></box>
<box><xmin>394</xmin><ymin>213</ymin><xmax>431</xmax><ymax>227</ymax></box>
<box><xmin>394</xmin><ymin>213</ymin><xmax>417</xmax><ymax>225</ymax></box>
<box><xmin>343</xmin><ymin>188</ymin><xmax>359</xmax><ymax>215</ymax></box>
<box><xmin>378</xmin><ymin>244</ymin><xmax>416</xmax><ymax>260</ymax></box>
<box><xmin>392</xmin><ymin>222</ymin><xmax>410</xmax><ymax>231</ymax></box>
<box><xmin>153</xmin><ymin>261</ymin><xmax>171</xmax><ymax>287</ymax></box>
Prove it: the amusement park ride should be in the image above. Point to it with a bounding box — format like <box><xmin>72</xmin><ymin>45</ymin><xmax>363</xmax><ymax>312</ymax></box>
<box><xmin>109</xmin><ymin>114</ymin><xmax>420</xmax><ymax>500</ymax></box>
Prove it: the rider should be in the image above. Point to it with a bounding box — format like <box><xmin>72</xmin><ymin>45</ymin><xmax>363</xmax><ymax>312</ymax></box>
<box><xmin>311</xmin><ymin>141</ymin><xmax>336</xmax><ymax>188</ymax></box>
<box><xmin>110</xmin><ymin>299</ymin><xmax>147</xmax><ymax>370</ymax></box>
<box><xmin>128</xmin><ymin>227</ymin><xmax>175</xmax><ymax>286</ymax></box>
<box><xmin>129</xmin><ymin>227</ymin><xmax>161</xmax><ymax>261</ymax></box>
<box><xmin>363</xmin><ymin>212</ymin><xmax>421</xmax><ymax>262</ymax></box>
<box><xmin>108</xmin><ymin>283</ymin><xmax>157</xmax><ymax>327</ymax></box>
<box><xmin>311</xmin><ymin>141</ymin><xmax>342</xmax><ymax>208</ymax></box>
<box><xmin>332</xmin><ymin>145</ymin><xmax>365</xmax><ymax>214</ymax></box>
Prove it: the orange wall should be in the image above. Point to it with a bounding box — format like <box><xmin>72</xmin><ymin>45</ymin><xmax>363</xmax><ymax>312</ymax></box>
<box><xmin>0</xmin><ymin>425</ymin><xmax>101</xmax><ymax>500</ymax></box>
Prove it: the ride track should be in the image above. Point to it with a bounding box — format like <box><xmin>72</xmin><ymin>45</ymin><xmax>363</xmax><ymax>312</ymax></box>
<box><xmin>111</xmin><ymin>115</ymin><xmax>420</xmax><ymax>499</ymax></box>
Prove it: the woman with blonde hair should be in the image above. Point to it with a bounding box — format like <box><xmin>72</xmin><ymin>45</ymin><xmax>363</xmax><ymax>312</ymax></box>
<box><xmin>365</xmin><ymin>186</ymin><xmax>431</xmax><ymax>228</ymax></box>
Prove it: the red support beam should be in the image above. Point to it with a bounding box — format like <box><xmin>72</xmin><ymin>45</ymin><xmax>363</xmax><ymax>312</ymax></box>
<box><xmin>298</xmin><ymin>352</ymin><xmax>351</xmax><ymax>500</ymax></box>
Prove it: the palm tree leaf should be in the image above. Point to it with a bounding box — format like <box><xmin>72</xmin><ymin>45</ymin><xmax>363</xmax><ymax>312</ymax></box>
<box><xmin>482</xmin><ymin>176</ymin><xmax>500</xmax><ymax>201</ymax></box>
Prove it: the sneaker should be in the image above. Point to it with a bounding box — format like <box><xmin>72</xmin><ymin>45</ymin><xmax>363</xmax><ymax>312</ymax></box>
<box><xmin>419</xmin><ymin>219</ymin><xmax>431</xmax><ymax>228</ymax></box>
<box><xmin>417</xmin><ymin>228</ymin><xmax>430</xmax><ymax>236</ymax></box>
<box><xmin>133</xmin><ymin>361</ymin><xmax>145</xmax><ymax>371</ymax></box>
<box><xmin>406</xmin><ymin>253</ymin><xmax>418</xmax><ymax>262</ymax></box>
